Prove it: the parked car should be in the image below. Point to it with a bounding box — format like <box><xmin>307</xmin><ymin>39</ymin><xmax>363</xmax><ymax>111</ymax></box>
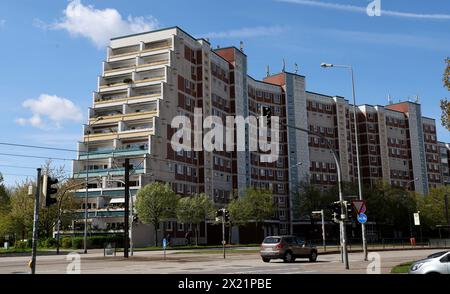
<box><xmin>408</xmin><ymin>251</ymin><xmax>450</xmax><ymax>274</ymax></box>
<box><xmin>260</xmin><ymin>235</ymin><xmax>318</xmax><ymax>263</ymax></box>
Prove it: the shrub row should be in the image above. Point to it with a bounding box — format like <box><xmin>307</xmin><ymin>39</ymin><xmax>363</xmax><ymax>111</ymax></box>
<box><xmin>14</xmin><ymin>236</ymin><xmax>123</xmax><ymax>249</ymax></box>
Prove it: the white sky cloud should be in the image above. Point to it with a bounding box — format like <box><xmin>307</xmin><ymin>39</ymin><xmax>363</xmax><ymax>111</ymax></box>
<box><xmin>45</xmin><ymin>0</ymin><xmax>159</xmax><ymax>48</ymax></box>
<box><xmin>16</xmin><ymin>94</ymin><xmax>83</xmax><ymax>129</ymax></box>
<box><xmin>277</xmin><ymin>0</ymin><xmax>450</xmax><ymax>20</ymax></box>
<box><xmin>202</xmin><ymin>25</ymin><xmax>289</xmax><ymax>39</ymax></box>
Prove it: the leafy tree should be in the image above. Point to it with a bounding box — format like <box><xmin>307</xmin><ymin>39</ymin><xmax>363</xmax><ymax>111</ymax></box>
<box><xmin>0</xmin><ymin>173</ymin><xmax>9</xmax><ymax>213</ymax></box>
<box><xmin>416</xmin><ymin>186</ymin><xmax>450</xmax><ymax>232</ymax></box>
<box><xmin>441</xmin><ymin>57</ymin><xmax>450</xmax><ymax>131</ymax></box>
<box><xmin>176</xmin><ymin>193</ymin><xmax>214</xmax><ymax>245</ymax></box>
<box><xmin>242</xmin><ymin>187</ymin><xmax>275</xmax><ymax>241</ymax></box>
<box><xmin>227</xmin><ymin>197</ymin><xmax>252</xmax><ymax>244</ymax></box>
<box><xmin>136</xmin><ymin>182</ymin><xmax>178</xmax><ymax>246</ymax></box>
<box><xmin>296</xmin><ymin>181</ymin><xmax>338</xmax><ymax>220</ymax></box>
<box><xmin>364</xmin><ymin>182</ymin><xmax>416</xmax><ymax>237</ymax></box>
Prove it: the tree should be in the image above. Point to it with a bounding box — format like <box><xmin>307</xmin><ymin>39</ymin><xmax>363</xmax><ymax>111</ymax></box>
<box><xmin>242</xmin><ymin>188</ymin><xmax>275</xmax><ymax>242</ymax></box>
<box><xmin>227</xmin><ymin>197</ymin><xmax>252</xmax><ymax>243</ymax></box>
<box><xmin>296</xmin><ymin>181</ymin><xmax>337</xmax><ymax>220</ymax></box>
<box><xmin>416</xmin><ymin>186</ymin><xmax>450</xmax><ymax>233</ymax></box>
<box><xmin>441</xmin><ymin>57</ymin><xmax>450</xmax><ymax>131</ymax></box>
<box><xmin>176</xmin><ymin>193</ymin><xmax>214</xmax><ymax>245</ymax></box>
<box><xmin>135</xmin><ymin>182</ymin><xmax>178</xmax><ymax>246</ymax></box>
<box><xmin>364</xmin><ymin>181</ymin><xmax>417</xmax><ymax>238</ymax></box>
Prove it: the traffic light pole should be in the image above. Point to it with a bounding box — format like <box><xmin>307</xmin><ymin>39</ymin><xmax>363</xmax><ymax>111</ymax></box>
<box><xmin>30</xmin><ymin>168</ymin><xmax>41</xmax><ymax>274</ymax></box>
<box><xmin>222</xmin><ymin>208</ymin><xmax>226</xmax><ymax>259</ymax></box>
<box><xmin>124</xmin><ymin>158</ymin><xmax>130</xmax><ymax>258</ymax></box>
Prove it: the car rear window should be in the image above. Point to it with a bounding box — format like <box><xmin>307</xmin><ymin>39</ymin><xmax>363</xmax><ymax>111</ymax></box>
<box><xmin>428</xmin><ymin>251</ymin><xmax>449</xmax><ymax>259</ymax></box>
<box><xmin>263</xmin><ymin>237</ymin><xmax>281</xmax><ymax>244</ymax></box>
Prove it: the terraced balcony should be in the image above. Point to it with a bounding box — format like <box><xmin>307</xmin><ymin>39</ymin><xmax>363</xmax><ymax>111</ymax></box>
<box><xmin>73</xmin><ymin>167</ymin><xmax>145</xmax><ymax>179</ymax></box>
<box><xmin>74</xmin><ymin>187</ymin><xmax>139</xmax><ymax>198</ymax></box>
<box><xmin>79</xmin><ymin>146</ymin><xmax>149</xmax><ymax>160</ymax></box>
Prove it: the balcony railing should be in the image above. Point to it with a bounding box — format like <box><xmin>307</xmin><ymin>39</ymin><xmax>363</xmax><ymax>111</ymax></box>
<box><xmin>73</xmin><ymin>167</ymin><xmax>145</xmax><ymax>179</ymax></box>
<box><xmin>79</xmin><ymin>146</ymin><xmax>149</xmax><ymax>160</ymax></box>
<box><xmin>74</xmin><ymin>187</ymin><xmax>139</xmax><ymax>198</ymax></box>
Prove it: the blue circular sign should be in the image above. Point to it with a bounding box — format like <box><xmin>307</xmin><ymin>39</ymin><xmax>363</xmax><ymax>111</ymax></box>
<box><xmin>357</xmin><ymin>213</ymin><xmax>368</xmax><ymax>224</ymax></box>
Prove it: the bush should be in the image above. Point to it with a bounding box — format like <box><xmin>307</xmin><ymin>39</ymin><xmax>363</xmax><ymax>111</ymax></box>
<box><xmin>55</xmin><ymin>235</ymin><xmax>123</xmax><ymax>249</ymax></box>
<box><xmin>72</xmin><ymin>237</ymin><xmax>84</xmax><ymax>249</ymax></box>
<box><xmin>61</xmin><ymin>237</ymin><xmax>72</xmax><ymax>249</ymax></box>
<box><xmin>14</xmin><ymin>240</ymin><xmax>31</xmax><ymax>249</ymax></box>
<box><xmin>41</xmin><ymin>238</ymin><xmax>57</xmax><ymax>248</ymax></box>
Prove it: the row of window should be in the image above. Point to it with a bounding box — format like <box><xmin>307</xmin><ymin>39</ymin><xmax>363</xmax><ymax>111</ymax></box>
<box><xmin>251</xmin><ymin>168</ymin><xmax>285</xmax><ymax>179</ymax></box>
<box><xmin>248</xmin><ymin>87</ymin><xmax>282</xmax><ymax>104</ymax></box>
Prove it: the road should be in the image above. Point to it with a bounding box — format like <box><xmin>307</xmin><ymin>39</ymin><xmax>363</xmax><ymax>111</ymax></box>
<box><xmin>0</xmin><ymin>248</ymin><xmax>442</xmax><ymax>274</ymax></box>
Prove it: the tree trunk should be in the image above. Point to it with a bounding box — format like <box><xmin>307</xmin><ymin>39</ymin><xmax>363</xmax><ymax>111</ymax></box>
<box><xmin>154</xmin><ymin>223</ymin><xmax>158</xmax><ymax>247</ymax></box>
<box><xmin>195</xmin><ymin>223</ymin><xmax>199</xmax><ymax>246</ymax></box>
<box><xmin>255</xmin><ymin>222</ymin><xmax>258</xmax><ymax>244</ymax></box>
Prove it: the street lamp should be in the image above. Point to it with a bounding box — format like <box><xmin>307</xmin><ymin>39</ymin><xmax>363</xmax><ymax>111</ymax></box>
<box><xmin>84</xmin><ymin>116</ymin><xmax>104</xmax><ymax>254</ymax></box>
<box><xmin>321</xmin><ymin>62</ymin><xmax>368</xmax><ymax>261</ymax></box>
<box><xmin>281</xmin><ymin>122</ymin><xmax>349</xmax><ymax>269</ymax></box>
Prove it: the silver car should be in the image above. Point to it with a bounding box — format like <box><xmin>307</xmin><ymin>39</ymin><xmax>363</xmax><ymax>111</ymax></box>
<box><xmin>408</xmin><ymin>251</ymin><xmax>450</xmax><ymax>274</ymax></box>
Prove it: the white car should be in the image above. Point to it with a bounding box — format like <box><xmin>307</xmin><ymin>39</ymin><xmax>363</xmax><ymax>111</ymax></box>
<box><xmin>408</xmin><ymin>251</ymin><xmax>450</xmax><ymax>274</ymax></box>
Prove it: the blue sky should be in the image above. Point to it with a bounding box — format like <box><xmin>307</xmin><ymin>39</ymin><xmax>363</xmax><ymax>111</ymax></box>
<box><xmin>0</xmin><ymin>0</ymin><xmax>449</xmax><ymax>186</ymax></box>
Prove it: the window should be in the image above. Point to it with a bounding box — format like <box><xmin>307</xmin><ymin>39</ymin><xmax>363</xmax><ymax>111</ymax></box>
<box><xmin>177</xmin><ymin>223</ymin><xmax>184</xmax><ymax>231</ymax></box>
<box><xmin>177</xmin><ymin>183</ymin><xmax>184</xmax><ymax>193</ymax></box>
<box><xmin>176</xmin><ymin>164</ymin><xmax>184</xmax><ymax>175</ymax></box>
<box><xmin>166</xmin><ymin>221</ymin><xmax>173</xmax><ymax>231</ymax></box>
<box><xmin>277</xmin><ymin>170</ymin><xmax>283</xmax><ymax>179</ymax></box>
<box><xmin>274</xmin><ymin>94</ymin><xmax>280</xmax><ymax>104</ymax></box>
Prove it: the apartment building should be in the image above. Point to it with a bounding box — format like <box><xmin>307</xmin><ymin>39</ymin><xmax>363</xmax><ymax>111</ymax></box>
<box><xmin>71</xmin><ymin>26</ymin><xmax>448</xmax><ymax>246</ymax></box>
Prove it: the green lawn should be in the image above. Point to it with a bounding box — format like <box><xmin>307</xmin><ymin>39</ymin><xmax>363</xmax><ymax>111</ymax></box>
<box><xmin>390</xmin><ymin>261</ymin><xmax>414</xmax><ymax>274</ymax></box>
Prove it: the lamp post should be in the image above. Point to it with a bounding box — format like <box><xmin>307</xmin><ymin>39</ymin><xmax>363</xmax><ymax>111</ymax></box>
<box><xmin>321</xmin><ymin>62</ymin><xmax>367</xmax><ymax>261</ymax></box>
<box><xmin>281</xmin><ymin>122</ymin><xmax>349</xmax><ymax>269</ymax></box>
<box><xmin>406</xmin><ymin>178</ymin><xmax>419</xmax><ymax>238</ymax></box>
<box><xmin>84</xmin><ymin>116</ymin><xmax>103</xmax><ymax>254</ymax></box>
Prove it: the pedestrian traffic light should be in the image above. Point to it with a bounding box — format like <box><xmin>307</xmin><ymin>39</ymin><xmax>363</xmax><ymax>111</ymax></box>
<box><xmin>42</xmin><ymin>175</ymin><xmax>58</xmax><ymax>207</ymax></box>
<box><xmin>261</xmin><ymin>106</ymin><xmax>272</xmax><ymax>128</ymax></box>
<box><xmin>344</xmin><ymin>201</ymin><xmax>355</xmax><ymax>221</ymax></box>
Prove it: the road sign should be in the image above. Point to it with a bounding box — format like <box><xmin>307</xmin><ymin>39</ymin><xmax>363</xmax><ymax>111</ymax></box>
<box><xmin>352</xmin><ymin>200</ymin><xmax>366</xmax><ymax>214</ymax></box>
<box><xmin>357</xmin><ymin>213</ymin><xmax>368</xmax><ymax>224</ymax></box>
<box><xmin>413</xmin><ymin>213</ymin><xmax>420</xmax><ymax>226</ymax></box>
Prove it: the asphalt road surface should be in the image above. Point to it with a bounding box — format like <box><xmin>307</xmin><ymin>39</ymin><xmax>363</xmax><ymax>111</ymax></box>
<box><xmin>0</xmin><ymin>249</ymin><xmax>442</xmax><ymax>274</ymax></box>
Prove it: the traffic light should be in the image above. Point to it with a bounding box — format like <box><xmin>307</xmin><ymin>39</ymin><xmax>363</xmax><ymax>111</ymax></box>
<box><xmin>224</xmin><ymin>210</ymin><xmax>230</xmax><ymax>222</ymax></box>
<box><xmin>42</xmin><ymin>175</ymin><xmax>58</xmax><ymax>207</ymax></box>
<box><xmin>343</xmin><ymin>201</ymin><xmax>356</xmax><ymax>221</ymax></box>
<box><xmin>215</xmin><ymin>209</ymin><xmax>223</xmax><ymax>222</ymax></box>
<box><xmin>261</xmin><ymin>106</ymin><xmax>272</xmax><ymax>128</ymax></box>
<box><xmin>328</xmin><ymin>201</ymin><xmax>342</xmax><ymax>223</ymax></box>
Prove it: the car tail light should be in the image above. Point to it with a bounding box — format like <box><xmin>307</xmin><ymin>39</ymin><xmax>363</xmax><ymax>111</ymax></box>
<box><xmin>276</xmin><ymin>244</ymin><xmax>284</xmax><ymax>249</ymax></box>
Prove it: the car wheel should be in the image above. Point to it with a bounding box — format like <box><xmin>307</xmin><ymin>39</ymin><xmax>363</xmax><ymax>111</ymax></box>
<box><xmin>262</xmin><ymin>257</ymin><xmax>270</xmax><ymax>263</ymax></box>
<box><xmin>283</xmin><ymin>251</ymin><xmax>295</xmax><ymax>263</ymax></box>
<box><xmin>309</xmin><ymin>251</ymin><xmax>318</xmax><ymax>262</ymax></box>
